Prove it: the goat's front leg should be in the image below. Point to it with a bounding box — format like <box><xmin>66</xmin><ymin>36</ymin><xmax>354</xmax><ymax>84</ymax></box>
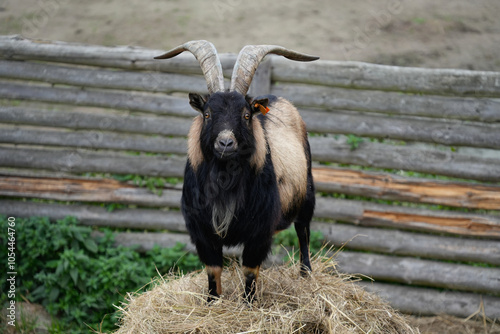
<box><xmin>206</xmin><ymin>265</ymin><xmax>222</xmax><ymax>301</ymax></box>
<box><xmin>242</xmin><ymin>237</ymin><xmax>272</xmax><ymax>303</ymax></box>
<box><xmin>195</xmin><ymin>241</ymin><xmax>223</xmax><ymax>302</ymax></box>
<box><xmin>242</xmin><ymin>265</ymin><xmax>260</xmax><ymax>303</ymax></box>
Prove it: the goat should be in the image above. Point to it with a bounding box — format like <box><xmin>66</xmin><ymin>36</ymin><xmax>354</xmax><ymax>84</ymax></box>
<box><xmin>155</xmin><ymin>40</ymin><xmax>319</xmax><ymax>302</ymax></box>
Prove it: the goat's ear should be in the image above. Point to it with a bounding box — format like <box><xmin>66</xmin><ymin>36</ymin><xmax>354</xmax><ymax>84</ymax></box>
<box><xmin>189</xmin><ymin>93</ymin><xmax>207</xmax><ymax>113</ymax></box>
<box><xmin>250</xmin><ymin>97</ymin><xmax>270</xmax><ymax>115</ymax></box>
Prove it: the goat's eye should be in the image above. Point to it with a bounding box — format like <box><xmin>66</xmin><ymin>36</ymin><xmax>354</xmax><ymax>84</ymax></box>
<box><xmin>204</xmin><ymin>111</ymin><xmax>210</xmax><ymax>119</ymax></box>
<box><xmin>244</xmin><ymin>112</ymin><xmax>251</xmax><ymax>120</ymax></box>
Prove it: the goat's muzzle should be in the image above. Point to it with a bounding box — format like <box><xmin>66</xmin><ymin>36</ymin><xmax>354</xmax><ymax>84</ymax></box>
<box><xmin>214</xmin><ymin>130</ymin><xmax>238</xmax><ymax>159</ymax></box>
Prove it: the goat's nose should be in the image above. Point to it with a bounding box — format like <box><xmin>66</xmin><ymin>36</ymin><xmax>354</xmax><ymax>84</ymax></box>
<box><xmin>219</xmin><ymin>137</ymin><xmax>234</xmax><ymax>149</ymax></box>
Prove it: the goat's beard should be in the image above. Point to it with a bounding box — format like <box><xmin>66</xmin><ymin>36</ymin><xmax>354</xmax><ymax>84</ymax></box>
<box><xmin>211</xmin><ymin>198</ymin><xmax>236</xmax><ymax>238</ymax></box>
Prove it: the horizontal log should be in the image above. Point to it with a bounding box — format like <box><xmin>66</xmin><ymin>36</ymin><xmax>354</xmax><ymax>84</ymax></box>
<box><xmin>315</xmin><ymin>222</ymin><xmax>500</xmax><ymax>265</ymax></box>
<box><xmin>315</xmin><ymin>197</ymin><xmax>500</xmax><ymax>239</ymax></box>
<box><xmin>272</xmin><ymin>58</ymin><xmax>500</xmax><ymax>97</ymax></box>
<box><xmin>92</xmin><ymin>231</ymin><xmax>194</xmax><ymax>253</ymax></box>
<box><xmin>360</xmin><ymin>282</ymin><xmax>500</xmax><ymax>319</ymax></box>
<box><xmin>302</xmin><ymin>109</ymin><xmax>500</xmax><ymax>149</ymax></box>
<box><xmin>0</xmin><ymin>124</ymin><xmax>188</xmax><ymax>154</ymax></box>
<box><xmin>313</xmin><ymin>168</ymin><xmax>500</xmax><ymax>210</ymax></box>
<box><xmin>0</xmin><ymin>35</ymin><xmax>237</xmax><ymax>76</ymax></box>
<box><xmin>0</xmin><ymin>106</ymin><xmax>192</xmax><ymax>136</ymax></box>
<box><xmin>0</xmin><ymin>60</ymin><xmax>209</xmax><ymax>94</ymax></box>
<box><xmin>0</xmin><ymin>145</ymin><xmax>186</xmax><ymax>178</ymax></box>
<box><xmin>310</xmin><ymin>136</ymin><xmax>500</xmax><ymax>182</ymax></box>
<box><xmin>0</xmin><ymin>175</ymin><xmax>182</xmax><ymax>207</ymax></box>
<box><xmin>336</xmin><ymin>252</ymin><xmax>500</xmax><ymax>294</ymax></box>
<box><xmin>0</xmin><ymin>81</ymin><xmax>195</xmax><ymax>117</ymax></box>
<box><xmin>273</xmin><ymin>83</ymin><xmax>500</xmax><ymax>122</ymax></box>
<box><xmin>0</xmin><ymin>199</ymin><xmax>186</xmax><ymax>232</ymax></box>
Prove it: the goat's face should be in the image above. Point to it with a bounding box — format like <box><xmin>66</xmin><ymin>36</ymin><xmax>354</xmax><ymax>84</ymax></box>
<box><xmin>189</xmin><ymin>91</ymin><xmax>268</xmax><ymax>162</ymax></box>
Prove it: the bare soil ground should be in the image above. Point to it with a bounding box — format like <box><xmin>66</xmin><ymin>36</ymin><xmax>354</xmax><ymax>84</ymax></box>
<box><xmin>1</xmin><ymin>1</ymin><xmax>500</xmax><ymax>333</ymax></box>
<box><xmin>1</xmin><ymin>0</ymin><xmax>500</xmax><ymax>71</ymax></box>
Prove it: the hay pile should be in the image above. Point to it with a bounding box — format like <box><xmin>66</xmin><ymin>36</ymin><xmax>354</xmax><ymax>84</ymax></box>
<box><xmin>113</xmin><ymin>254</ymin><xmax>418</xmax><ymax>333</ymax></box>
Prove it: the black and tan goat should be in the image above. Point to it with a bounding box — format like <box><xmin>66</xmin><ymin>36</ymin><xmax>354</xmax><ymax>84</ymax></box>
<box><xmin>155</xmin><ymin>41</ymin><xmax>319</xmax><ymax>302</ymax></box>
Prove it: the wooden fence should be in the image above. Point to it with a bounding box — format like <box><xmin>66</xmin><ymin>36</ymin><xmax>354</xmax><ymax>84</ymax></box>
<box><xmin>0</xmin><ymin>35</ymin><xmax>499</xmax><ymax>319</ymax></box>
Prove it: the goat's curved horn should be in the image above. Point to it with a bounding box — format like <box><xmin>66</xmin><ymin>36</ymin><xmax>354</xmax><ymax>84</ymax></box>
<box><xmin>230</xmin><ymin>45</ymin><xmax>319</xmax><ymax>95</ymax></box>
<box><xmin>155</xmin><ymin>40</ymin><xmax>225</xmax><ymax>94</ymax></box>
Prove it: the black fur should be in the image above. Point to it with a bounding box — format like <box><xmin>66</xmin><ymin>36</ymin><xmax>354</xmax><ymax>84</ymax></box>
<box><xmin>181</xmin><ymin>91</ymin><xmax>315</xmax><ymax>301</ymax></box>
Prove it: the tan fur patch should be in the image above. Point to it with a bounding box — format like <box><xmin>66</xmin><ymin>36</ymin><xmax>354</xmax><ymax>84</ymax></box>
<box><xmin>264</xmin><ymin>98</ymin><xmax>308</xmax><ymax>213</ymax></box>
<box><xmin>187</xmin><ymin>115</ymin><xmax>204</xmax><ymax>171</ymax></box>
<box><xmin>206</xmin><ymin>265</ymin><xmax>222</xmax><ymax>295</ymax></box>
<box><xmin>243</xmin><ymin>265</ymin><xmax>260</xmax><ymax>280</ymax></box>
<box><xmin>249</xmin><ymin>117</ymin><xmax>267</xmax><ymax>172</ymax></box>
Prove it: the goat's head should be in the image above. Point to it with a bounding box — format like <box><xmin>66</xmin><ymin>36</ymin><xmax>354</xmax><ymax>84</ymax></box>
<box><xmin>155</xmin><ymin>40</ymin><xmax>319</xmax><ymax>162</ymax></box>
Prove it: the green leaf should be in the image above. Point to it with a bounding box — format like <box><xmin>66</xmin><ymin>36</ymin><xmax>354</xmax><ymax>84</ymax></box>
<box><xmin>48</xmin><ymin>287</ymin><xmax>60</xmax><ymax>302</ymax></box>
<box><xmin>70</xmin><ymin>267</ymin><xmax>79</xmax><ymax>285</ymax></box>
<box><xmin>73</xmin><ymin>230</ymin><xmax>85</xmax><ymax>242</ymax></box>
<box><xmin>84</xmin><ymin>239</ymin><xmax>98</xmax><ymax>253</ymax></box>
<box><xmin>56</xmin><ymin>261</ymin><xmax>64</xmax><ymax>275</ymax></box>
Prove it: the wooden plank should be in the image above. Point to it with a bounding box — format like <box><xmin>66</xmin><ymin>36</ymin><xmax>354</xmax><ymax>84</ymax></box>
<box><xmin>0</xmin><ymin>124</ymin><xmax>188</xmax><ymax>154</ymax></box>
<box><xmin>0</xmin><ymin>60</ymin><xmax>209</xmax><ymax>94</ymax></box>
<box><xmin>0</xmin><ymin>199</ymin><xmax>186</xmax><ymax>232</ymax></box>
<box><xmin>359</xmin><ymin>282</ymin><xmax>500</xmax><ymax>319</ymax></box>
<box><xmin>315</xmin><ymin>222</ymin><xmax>500</xmax><ymax>265</ymax></box>
<box><xmin>0</xmin><ymin>35</ymin><xmax>237</xmax><ymax>76</ymax></box>
<box><xmin>336</xmin><ymin>251</ymin><xmax>500</xmax><ymax>294</ymax></box>
<box><xmin>91</xmin><ymin>231</ymin><xmax>194</xmax><ymax>253</ymax></box>
<box><xmin>313</xmin><ymin>168</ymin><xmax>500</xmax><ymax>210</ymax></box>
<box><xmin>315</xmin><ymin>197</ymin><xmax>500</xmax><ymax>239</ymax></box>
<box><xmin>0</xmin><ymin>175</ymin><xmax>182</xmax><ymax>207</ymax></box>
<box><xmin>273</xmin><ymin>83</ymin><xmax>500</xmax><ymax>122</ymax></box>
<box><xmin>309</xmin><ymin>136</ymin><xmax>500</xmax><ymax>182</ymax></box>
<box><xmin>0</xmin><ymin>106</ymin><xmax>192</xmax><ymax>136</ymax></box>
<box><xmin>302</xmin><ymin>109</ymin><xmax>500</xmax><ymax>149</ymax></box>
<box><xmin>0</xmin><ymin>145</ymin><xmax>186</xmax><ymax>177</ymax></box>
<box><xmin>272</xmin><ymin>58</ymin><xmax>500</xmax><ymax>97</ymax></box>
<box><xmin>0</xmin><ymin>81</ymin><xmax>195</xmax><ymax>117</ymax></box>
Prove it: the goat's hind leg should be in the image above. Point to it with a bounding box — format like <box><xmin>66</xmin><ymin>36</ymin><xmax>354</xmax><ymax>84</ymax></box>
<box><xmin>295</xmin><ymin>175</ymin><xmax>315</xmax><ymax>275</ymax></box>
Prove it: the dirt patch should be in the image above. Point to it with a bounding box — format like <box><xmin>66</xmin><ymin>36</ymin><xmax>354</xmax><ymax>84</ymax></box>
<box><xmin>1</xmin><ymin>0</ymin><xmax>499</xmax><ymax>71</ymax></box>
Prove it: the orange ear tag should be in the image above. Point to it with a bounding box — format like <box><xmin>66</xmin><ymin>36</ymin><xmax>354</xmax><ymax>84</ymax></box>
<box><xmin>255</xmin><ymin>103</ymin><xmax>270</xmax><ymax>115</ymax></box>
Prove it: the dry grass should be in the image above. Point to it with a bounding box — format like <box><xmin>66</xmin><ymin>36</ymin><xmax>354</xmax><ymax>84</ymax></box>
<box><xmin>112</xmin><ymin>253</ymin><xmax>418</xmax><ymax>334</ymax></box>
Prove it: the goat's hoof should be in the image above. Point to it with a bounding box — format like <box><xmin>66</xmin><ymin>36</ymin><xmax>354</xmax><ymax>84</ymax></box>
<box><xmin>300</xmin><ymin>265</ymin><xmax>312</xmax><ymax>277</ymax></box>
<box><xmin>207</xmin><ymin>294</ymin><xmax>219</xmax><ymax>304</ymax></box>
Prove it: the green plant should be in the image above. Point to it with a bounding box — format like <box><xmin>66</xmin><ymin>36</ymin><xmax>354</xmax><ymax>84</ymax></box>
<box><xmin>111</xmin><ymin>174</ymin><xmax>181</xmax><ymax>196</ymax></box>
<box><xmin>346</xmin><ymin>134</ymin><xmax>364</xmax><ymax>151</ymax></box>
<box><xmin>273</xmin><ymin>227</ymin><xmax>325</xmax><ymax>262</ymax></box>
<box><xmin>0</xmin><ymin>216</ymin><xmax>202</xmax><ymax>333</ymax></box>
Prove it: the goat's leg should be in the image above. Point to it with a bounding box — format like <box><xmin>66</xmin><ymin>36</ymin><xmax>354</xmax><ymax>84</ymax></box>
<box><xmin>242</xmin><ymin>237</ymin><xmax>272</xmax><ymax>303</ymax></box>
<box><xmin>206</xmin><ymin>265</ymin><xmax>222</xmax><ymax>300</ymax></box>
<box><xmin>295</xmin><ymin>171</ymin><xmax>315</xmax><ymax>275</ymax></box>
<box><xmin>195</xmin><ymin>241</ymin><xmax>223</xmax><ymax>301</ymax></box>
